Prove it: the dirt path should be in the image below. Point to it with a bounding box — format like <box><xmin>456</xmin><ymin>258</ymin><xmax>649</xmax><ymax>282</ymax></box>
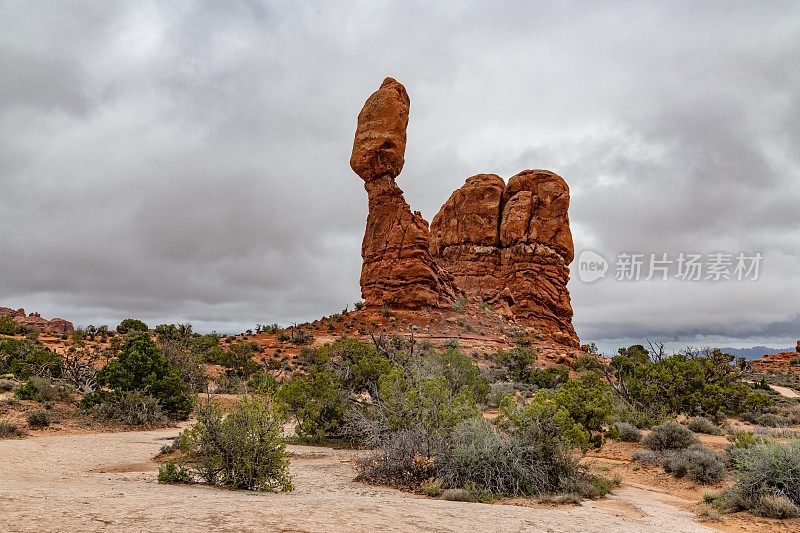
<box><xmin>0</xmin><ymin>428</ymin><xmax>718</xmax><ymax>533</ymax></box>
<box><xmin>769</xmin><ymin>384</ymin><xmax>800</xmax><ymax>398</ymax></box>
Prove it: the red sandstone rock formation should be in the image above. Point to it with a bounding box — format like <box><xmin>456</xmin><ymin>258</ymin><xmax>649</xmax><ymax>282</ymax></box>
<box><xmin>430</xmin><ymin>170</ymin><xmax>578</xmax><ymax>347</ymax></box>
<box><xmin>351</xmin><ymin>78</ymin><xmax>459</xmax><ymax>308</ymax></box>
<box><xmin>0</xmin><ymin>307</ymin><xmax>74</xmax><ymax>335</ymax></box>
<box><xmin>349</xmin><ymin>78</ymin><xmax>578</xmax><ymax>346</ymax></box>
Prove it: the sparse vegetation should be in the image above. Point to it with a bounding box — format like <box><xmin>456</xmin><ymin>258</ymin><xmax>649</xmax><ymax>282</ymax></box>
<box><xmin>686</xmin><ymin>417</ymin><xmax>722</xmax><ymax>435</ymax></box>
<box><xmin>642</xmin><ymin>421</ymin><xmax>696</xmax><ymax>451</ymax></box>
<box><xmin>0</xmin><ymin>420</ymin><xmax>25</xmax><ymax>438</ymax></box>
<box><xmin>719</xmin><ymin>438</ymin><xmax>800</xmax><ymax>517</ymax></box>
<box><xmin>82</xmin><ymin>390</ymin><xmax>168</xmax><ymax>427</ymax></box>
<box><xmin>176</xmin><ymin>397</ymin><xmax>293</xmax><ymax>492</ymax></box>
<box><xmin>26</xmin><ymin>409</ymin><xmax>51</xmax><ymax>428</ymax></box>
<box><xmin>611</xmin><ymin>422</ymin><xmax>642</xmax><ymax>442</ymax></box>
<box><xmin>158</xmin><ymin>460</ymin><xmax>192</xmax><ymax>484</ymax></box>
<box><xmin>662</xmin><ymin>444</ymin><xmax>726</xmax><ymax>483</ymax></box>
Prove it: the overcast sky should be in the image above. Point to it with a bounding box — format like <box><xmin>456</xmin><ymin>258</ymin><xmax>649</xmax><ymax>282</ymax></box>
<box><xmin>1</xmin><ymin>1</ymin><xmax>798</xmax><ymax>352</ymax></box>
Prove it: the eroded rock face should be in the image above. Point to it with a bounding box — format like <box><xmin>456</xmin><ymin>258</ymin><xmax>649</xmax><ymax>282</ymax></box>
<box><xmin>349</xmin><ymin>78</ymin><xmax>578</xmax><ymax>346</ymax></box>
<box><xmin>351</xmin><ymin>78</ymin><xmax>459</xmax><ymax>308</ymax></box>
<box><xmin>430</xmin><ymin>170</ymin><xmax>578</xmax><ymax>346</ymax></box>
<box><xmin>0</xmin><ymin>307</ymin><xmax>74</xmax><ymax>335</ymax></box>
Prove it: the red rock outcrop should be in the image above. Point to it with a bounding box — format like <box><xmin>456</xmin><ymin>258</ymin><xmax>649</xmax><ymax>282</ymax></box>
<box><xmin>349</xmin><ymin>78</ymin><xmax>577</xmax><ymax>346</ymax></box>
<box><xmin>351</xmin><ymin>78</ymin><xmax>459</xmax><ymax>309</ymax></box>
<box><xmin>430</xmin><ymin>170</ymin><xmax>578</xmax><ymax>347</ymax></box>
<box><xmin>0</xmin><ymin>307</ymin><xmax>74</xmax><ymax>335</ymax></box>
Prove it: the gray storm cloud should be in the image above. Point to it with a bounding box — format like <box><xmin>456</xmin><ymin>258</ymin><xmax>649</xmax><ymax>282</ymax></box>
<box><xmin>1</xmin><ymin>1</ymin><xmax>798</xmax><ymax>347</ymax></box>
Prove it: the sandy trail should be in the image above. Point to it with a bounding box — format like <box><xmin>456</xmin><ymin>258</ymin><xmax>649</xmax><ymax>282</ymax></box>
<box><xmin>0</xmin><ymin>428</ymin><xmax>717</xmax><ymax>533</ymax></box>
<box><xmin>769</xmin><ymin>384</ymin><xmax>800</xmax><ymax>399</ymax></box>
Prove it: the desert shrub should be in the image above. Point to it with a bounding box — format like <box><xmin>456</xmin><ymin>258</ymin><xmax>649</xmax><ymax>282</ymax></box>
<box><xmin>642</xmin><ymin>421</ymin><xmax>697</xmax><ymax>451</ymax></box>
<box><xmin>356</xmin><ymin>425</ymin><xmax>438</xmax><ymax>486</ymax></box>
<box><xmin>0</xmin><ymin>420</ymin><xmax>25</xmax><ymax>438</ymax></box>
<box><xmin>0</xmin><ymin>316</ymin><xmax>16</xmax><ymax>335</ymax></box>
<box><xmin>720</xmin><ymin>439</ymin><xmax>800</xmax><ymax>516</ymax></box>
<box><xmin>115</xmin><ymin>318</ymin><xmax>148</xmax><ymax>334</ymax></box>
<box><xmin>216</xmin><ymin>341</ymin><xmax>260</xmax><ymax>378</ymax></box>
<box><xmin>178</xmin><ymin>398</ymin><xmax>292</xmax><ymax>491</ymax></box>
<box><xmin>98</xmin><ymin>333</ymin><xmax>193</xmax><ymax>419</ymax></box>
<box><xmin>753</xmin><ymin>494</ymin><xmax>800</xmax><ymax>518</ymax></box>
<box><xmin>440</xmin><ymin>488</ymin><xmax>476</xmax><ymax>502</ymax></box>
<box><xmin>631</xmin><ymin>449</ymin><xmax>661</xmax><ymax>465</ymax></box>
<box><xmin>493</xmin><ymin>347</ymin><xmax>536</xmax><ymax>383</ymax></box>
<box><xmin>13</xmin><ymin>379</ymin><xmax>37</xmax><ymax>400</ymax></box>
<box><xmin>84</xmin><ymin>390</ymin><xmax>168</xmax><ymax>426</ymax></box>
<box><xmin>529</xmin><ymin>365</ymin><xmax>570</xmax><ymax>389</ymax></box>
<box><xmin>551</xmin><ymin>371</ymin><xmax>613</xmax><ymax>439</ymax></box>
<box><xmin>662</xmin><ymin>444</ymin><xmax>726</xmax><ymax>483</ymax></box>
<box><xmin>487</xmin><ymin>382</ymin><xmax>515</xmax><ymax>408</ymax></box>
<box><xmin>753</xmin><ymin>413</ymin><xmax>789</xmax><ymax>428</ymax></box>
<box><xmin>726</xmin><ymin>431</ymin><xmax>764</xmax><ymax>450</ymax></box>
<box><xmin>687</xmin><ymin>417</ymin><xmax>722</xmax><ymax>435</ymax></box>
<box><xmin>0</xmin><ymin>338</ymin><xmax>63</xmax><ymax>379</ymax></box>
<box><xmin>14</xmin><ymin>377</ymin><xmax>72</xmax><ymax>403</ymax></box>
<box><xmin>612</xmin><ymin>422</ymin><xmax>642</xmax><ymax>442</ymax></box>
<box><xmin>26</xmin><ymin>409</ymin><xmax>51</xmax><ymax>428</ymax></box>
<box><xmin>246</xmin><ymin>371</ymin><xmax>276</xmax><ymax>395</ymax></box>
<box><xmin>158</xmin><ymin>461</ymin><xmax>192</xmax><ymax>484</ymax></box>
<box><xmin>158</xmin><ymin>339</ymin><xmax>209</xmax><ymax>393</ymax></box>
<box><xmin>277</xmin><ymin>371</ymin><xmax>348</xmax><ymax>440</ymax></box>
<box><xmin>605</xmin><ymin>345</ymin><xmax>768</xmax><ymax>419</ymax></box>
<box><xmin>437</xmin><ymin>418</ymin><xmax>600</xmax><ymax>498</ymax></box>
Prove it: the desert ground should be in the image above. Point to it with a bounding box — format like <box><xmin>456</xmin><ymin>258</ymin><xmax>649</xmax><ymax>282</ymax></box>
<box><xmin>1</xmin><ymin>425</ymin><xmax>719</xmax><ymax>533</ymax></box>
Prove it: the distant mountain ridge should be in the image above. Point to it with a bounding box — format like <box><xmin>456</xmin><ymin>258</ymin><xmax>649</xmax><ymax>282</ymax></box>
<box><xmin>721</xmin><ymin>346</ymin><xmax>793</xmax><ymax>360</ymax></box>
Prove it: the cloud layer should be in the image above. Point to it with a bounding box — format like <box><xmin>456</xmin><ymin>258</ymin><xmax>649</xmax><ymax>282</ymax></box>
<box><xmin>1</xmin><ymin>1</ymin><xmax>798</xmax><ymax>347</ymax></box>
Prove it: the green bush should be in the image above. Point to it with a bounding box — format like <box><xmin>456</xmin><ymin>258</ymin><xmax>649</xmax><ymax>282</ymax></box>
<box><xmin>529</xmin><ymin>365</ymin><xmax>570</xmax><ymax>389</ymax></box>
<box><xmin>276</xmin><ymin>371</ymin><xmax>348</xmax><ymax>440</ymax></box>
<box><xmin>493</xmin><ymin>347</ymin><xmax>536</xmax><ymax>383</ymax></box>
<box><xmin>246</xmin><ymin>371</ymin><xmax>277</xmax><ymax>395</ymax></box>
<box><xmin>178</xmin><ymin>398</ymin><xmax>292</xmax><ymax>491</ymax></box>
<box><xmin>115</xmin><ymin>318</ymin><xmax>148</xmax><ymax>334</ymax></box>
<box><xmin>612</xmin><ymin>422</ymin><xmax>642</xmax><ymax>442</ymax></box>
<box><xmin>721</xmin><ymin>439</ymin><xmax>800</xmax><ymax>516</ymax></box>
<box><xmin>642</xmin><ymin>421</ymin><xmax>697</xmax><ymax>451</ymax></box>
<box><xmin>158</xmin><ymin>461</ymin><xmax>192</xmax><ymax>484</ymax></box>
<box><xmin>0</xmin><ymin>338</ymin><xmax>63</xmax><ymax>379</ymax></box>
<box><xmin>0</xmin><ymin>316</ymin><xmax>16</xmax><ymax>335</ymax></box>
<box><xmin>26</xmin><ymin>409</ymin><xmax>51</xmax><ymax>428</ymax></box>
<box><xmin>0</xmin><ymin>420</ymin><xmax>25</xmax><ymax>438</ymax></box>
<box><xmin>99</xmin><ymin>333</ymin><xmax>193</xmax><ymax>419</ymax></box>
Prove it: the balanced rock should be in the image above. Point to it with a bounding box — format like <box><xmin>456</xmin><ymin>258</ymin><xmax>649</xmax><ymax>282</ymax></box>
<box><xmin>351</xmin><ymin>78</ymin><xmax>459</xmax><ymax>308</ymax></box>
